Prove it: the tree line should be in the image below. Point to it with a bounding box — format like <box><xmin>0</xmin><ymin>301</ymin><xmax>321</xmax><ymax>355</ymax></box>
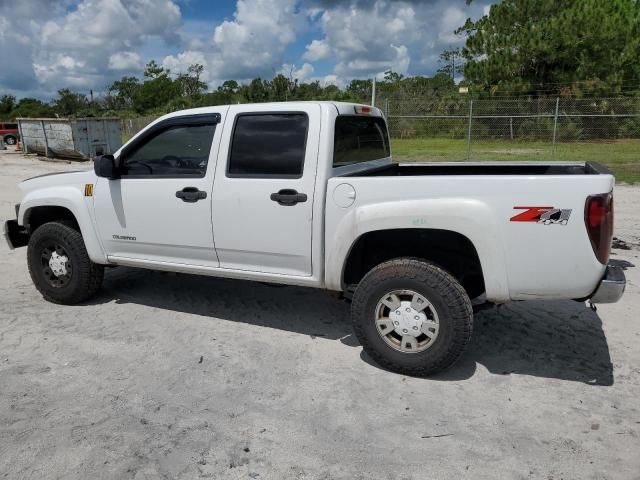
<box><xmin>0</xmin><ymin>63</ymin><xmax>459</xmax><ymax>121</ymax></box>
<box><xmin>1</xmin><ymin>0</ymin><xmax>638</xmax><ymax>121</ymax></box>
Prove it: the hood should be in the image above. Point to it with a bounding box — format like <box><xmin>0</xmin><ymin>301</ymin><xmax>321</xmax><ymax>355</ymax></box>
<box><xmin>19</xmin><ymin>169</ymin><xmax>96</xmax><ymax>194</ymax></box>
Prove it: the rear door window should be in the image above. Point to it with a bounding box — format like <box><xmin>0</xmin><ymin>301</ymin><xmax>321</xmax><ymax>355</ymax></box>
<box><xmin>334</xmin><ymin>116</ymin><xmax>390</xmax><ymax>167</ymax></box>
<box><xmin>227</xmin><ymin>113</ymin><xmax>308</xmax><ymax>178</ymax></box>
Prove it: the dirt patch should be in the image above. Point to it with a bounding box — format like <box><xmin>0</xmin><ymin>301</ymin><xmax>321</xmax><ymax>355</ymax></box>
<box><xmin>1</xmin><ymin>149</ymin><xmax>640</xmax><ymax>479</ymax></box>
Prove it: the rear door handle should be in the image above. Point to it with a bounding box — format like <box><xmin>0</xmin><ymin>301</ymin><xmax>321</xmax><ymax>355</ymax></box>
<box><xmin>176</xmin><ymin>187</ymin><xmax>207</xmax><ymax>203</ymax></box>
<box><xmin>270</xmin><ymin>189</ymin><xmax>307</xmax><ymax>206</ymax></box>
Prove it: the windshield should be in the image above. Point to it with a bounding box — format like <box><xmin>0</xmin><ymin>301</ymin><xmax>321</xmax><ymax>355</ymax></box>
<box><xmin>333</xmin><ymin>115</ymin><xmax>390</xmax><ymax>167</ymax></box>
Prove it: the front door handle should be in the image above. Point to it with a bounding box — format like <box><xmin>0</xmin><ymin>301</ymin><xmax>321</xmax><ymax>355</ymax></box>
<box><xmin>270</xmin><ymin>189</ymin><xmax>308</xmax><ymax>206</ymax></box>
<box><xmin>176</xmin><ymin>187</ymin><xmax>207</xmax><ymax>203</ymax></box>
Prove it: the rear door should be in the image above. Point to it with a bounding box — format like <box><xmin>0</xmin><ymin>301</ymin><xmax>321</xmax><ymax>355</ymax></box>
<box><xmin>211</xmin><ymin>104</ymin><xmax>321</xmax><ymax>276</ymax></box>
<box><xmin>94</xmin><ymin>112</ymin><xmax>224</xmax><ymax>266</ymax></box>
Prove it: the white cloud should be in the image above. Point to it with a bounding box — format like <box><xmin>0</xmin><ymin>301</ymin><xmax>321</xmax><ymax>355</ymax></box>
<box><xmin>209</xmin><ymin>0</ymin><xmax>302</xmax><ymax>79</ymax></box>
<box><xmin>321</xmin><ymin>74</ymin><xmax>340</xmax><ymax>87</ymax></box>
<box><xmin>280</xmin><ymin>63</ymin><xmax>315</xmax><ymax>82</ymax></box>
<box><xmin>1</xmin><ymin>0</ymin><xmax>182</xmax><ymax>94</ymax></box>
<box><xmin>162</xmin><ymin>50</ymin><xmax>210</xmax><ymax>81</ymax></box>
<box><xmin>0</xmin><ymin>0</ymin><xmax>493</xmax><ymax>98</ymax></box>
<box><xmin>307</xmin><ymin>0</ymin><xmax>490</xmax><ymax>81</ymax></box>
<box><xmin>108</xmin><ymin>52</ymin><xmax>143</xmax><ymax>71</ymax></box>
<box><xmin>438</xmin><ymin>7</ymin><xmax>466</xmax><ymax>44</ymax></box>
<box><xmin>162</xmin><ymin>0</ymin><xmax>304</xmax><ymax>86</ymax></box>
<box><xmin>303</xmin><ymin>39</ymin><xmax>331</xmax><ymax>61</ymax></box>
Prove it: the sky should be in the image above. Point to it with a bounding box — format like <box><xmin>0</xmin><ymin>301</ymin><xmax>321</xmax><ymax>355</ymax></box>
<box><xmin>0</xmin><ymin>0</ymin><xmax>492</xmax><ymax>100</ymax></box>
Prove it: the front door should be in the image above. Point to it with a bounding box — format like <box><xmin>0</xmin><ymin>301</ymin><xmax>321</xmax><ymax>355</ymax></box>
<box><xmin>94</xmin><ymin>113</ymin><xmax>223</xmax><ymax>266</ymax></box>
<box><xmin>212</xmin><ymin>104</ymin><xmax>320</xmax><ymax>276</ymax></box>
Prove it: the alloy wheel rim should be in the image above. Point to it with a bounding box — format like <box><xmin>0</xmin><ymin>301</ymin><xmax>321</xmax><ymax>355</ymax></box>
<box><xmin>374</xmin><ymin>289</ymin><xmax>440</xmax><ymax>354</ymax></box>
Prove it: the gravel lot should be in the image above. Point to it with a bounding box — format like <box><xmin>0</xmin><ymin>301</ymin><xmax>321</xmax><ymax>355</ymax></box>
<box><xmin>1</xmin><ymin>148</ymin><xmax>639</xmax><ymax>479</ymax></box>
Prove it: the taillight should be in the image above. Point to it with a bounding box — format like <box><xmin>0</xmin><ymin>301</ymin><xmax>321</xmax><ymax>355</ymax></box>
<box><xmin>585</xmin><ymin>192</ymin><xmax>613</xmax><ymax>264</ymax></box>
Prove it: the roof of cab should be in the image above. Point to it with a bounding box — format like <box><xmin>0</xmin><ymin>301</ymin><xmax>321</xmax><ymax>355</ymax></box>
<box><xmin>157</xmin><ymin>101</ymin><xmax>383</xmax><ymax>120</ymax></box>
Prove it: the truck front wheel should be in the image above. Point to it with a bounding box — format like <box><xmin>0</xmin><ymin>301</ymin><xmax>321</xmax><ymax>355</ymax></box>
<box><xmin>351</xmin><ymin>258</ymin><xmax>473</xmax><ymax>376</ymax></box>
<box><xmin>27</xmin><ymin>221</ymin><xmax>104</xmax><ymax>304</ymax></box>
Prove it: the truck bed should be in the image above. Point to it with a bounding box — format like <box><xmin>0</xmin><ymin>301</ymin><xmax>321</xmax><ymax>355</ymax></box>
<box><xmin>326</xmin><ymin>159</ymin><xmax>615</xmax><ymax>301</ymax></box>
<box><xmin>345</xmin><ymin>161</ymin><xmax>611</xmax><ymax>177</ymax></box>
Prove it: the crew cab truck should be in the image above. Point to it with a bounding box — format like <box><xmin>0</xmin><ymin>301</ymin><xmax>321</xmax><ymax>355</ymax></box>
<box><xmin>4</xmin><ymin>102</ymin><xmax>626</xmax><ymax>376</ymax></box>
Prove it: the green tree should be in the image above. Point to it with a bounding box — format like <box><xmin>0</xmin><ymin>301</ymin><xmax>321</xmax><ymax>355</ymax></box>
<box><xmin>383</xmin><ymin>70</ymin><xmax>404</xmax><ymax>83</ymax></box>
<box><xmin>107</xmin><ymin>76</ymin><xmax>140</xmax><ymax>109</ymax></box>
<box><xmin>240</xmin><ymin>78</ymin><xmax>270</xmax><ymax>102</ymax></box>
<box><xmin>10</xmin><ymin>98</ymin><xmax>55</xmax><ymax>118</ymax></box>
<box><xmin>437</xmin><ymin>48</ymin><xmax>465</xmax><ymax>81</ymax></box>
<box><xmin>271</xmin><ymin>73</ymin><xmax>295</xmax><ymax>101</ymax></box>
<box><xmin>177</xmin><ymin>63</ymin><xmax>207</xmax><ymax>97</ymax></box>
<box><xmin>346</xmin><ymin>79</ymin><xmax>372</xmax><ymax>100</ymax></box>
<box><xmin>133</xmin><ymin>75</ymin><xmax>180</xmax><ymax>113</ymax></box>
<box><xmin>53</xmin><ymin>89</ymin><xmax>88</xmax><ymax>116</ymax></box>
<box><xmin>458</xmin><ymin>0</ymin><xmax>640</xmax><ymax>95</ymax></box>
<box><xmin>0</xmin><ymin>95</ymin><xmax>16</xmax><ymax>117</ymax></box>
<box><xmin>134</xmin><ymin>59</ymin><xmax>181</xmax><ymax>113</ymax></box>
<box><xmin>218</xmin><ymin>80</ymin><xmax>239</xmax><ymax>94</ymax></box>
<box><xmin>143</xmin><ymin>60</ymin><xmax>166</xmax><ymax>79</ymax></box>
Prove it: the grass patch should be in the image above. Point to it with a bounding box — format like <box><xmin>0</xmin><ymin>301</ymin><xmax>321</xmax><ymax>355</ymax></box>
<box><xmin>391</xmin><ymin>138</ymin><xmax>640</xmax><ymax>183</ymax></box>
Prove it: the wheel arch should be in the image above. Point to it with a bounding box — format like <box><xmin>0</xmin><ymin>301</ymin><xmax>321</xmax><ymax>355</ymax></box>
<box><xmin>342</xmin><ymin>229</ymin><xmax>486</xmax><ymax>299</ymax></box>
<box><xmin>19</xmin><ymin>190</ymin><xmax>107</xmax><ymax>264</ymax></box>
<box><xmin>325</xmin><ymin>198</ymin><xmax>511</xmax><ymax>302</ymax></box>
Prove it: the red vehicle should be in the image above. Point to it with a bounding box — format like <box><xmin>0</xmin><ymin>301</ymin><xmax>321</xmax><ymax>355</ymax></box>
<box><xmin>0</xmin><ymin>122</ymin><xmax>19</xmax><ymax>146</ymax></box>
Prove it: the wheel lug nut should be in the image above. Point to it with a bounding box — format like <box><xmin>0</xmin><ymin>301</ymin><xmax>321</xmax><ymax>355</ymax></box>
<box><xmin>403</xmin><ymin>329</ymin><xmax>408</xmax><ymax>333</ymax></box>
<box><xmin>414</xmin><ymin>316</ymin><xmax>419</xmax><ymax>320</ymax></box>
<box><xmin>406</xmin><ymin>308</ymin><xmax>411</xmax><ymax>312</ymax></box>
<box><xmin>394</xmin><ymin>321</ymin><xmax>399</xmax><ymax>326</ymax></box>
<box><xmin>413</xmin><ymin>326</ymin><xmax>418</xmax><ymax>330</ymax></box>
<box><xmin>396</xmin><ymin>310</ymin><xmax>400</xmax><ymax>314</ymax></box>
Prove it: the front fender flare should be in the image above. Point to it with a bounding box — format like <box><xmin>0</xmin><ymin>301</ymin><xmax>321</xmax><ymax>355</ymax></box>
<box><xmin>19</xmin><ymin>186</ymin><xmax>107</xmax><ymax>264</ymax></box>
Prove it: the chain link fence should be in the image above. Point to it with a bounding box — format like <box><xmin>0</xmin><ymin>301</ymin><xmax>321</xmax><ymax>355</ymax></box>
<box><xmin>375</xmin><ymin>96</ymin><xmax>640</xmax><ymax>161</ymax></box>
<box><xmin>120</xmin><ymin>97</ymin><xmax>640</xmax><ymax>163</ymax></box>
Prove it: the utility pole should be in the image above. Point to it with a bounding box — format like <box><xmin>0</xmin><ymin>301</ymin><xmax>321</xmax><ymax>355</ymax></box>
<box><xmin>371</xmin><ymin>77</ymin><xmax>376</xmax><ymax>107</ymax></box>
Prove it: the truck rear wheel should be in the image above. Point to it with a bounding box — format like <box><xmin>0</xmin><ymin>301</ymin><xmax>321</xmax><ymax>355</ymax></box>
<box><xmin>351</xmin><ymin>258</ymin><xmax>473</xmax><ymax>376</ymax></box>
<box><xmin>27</xmin><ymin>221</ymin><xmax>104</xmax><ymax>304</ymax></box>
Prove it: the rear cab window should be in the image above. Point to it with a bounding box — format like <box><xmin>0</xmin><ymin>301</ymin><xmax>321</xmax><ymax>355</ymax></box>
<box><xmin>333</xmin><ymin>115</ymin><xmax>390</xmax><ymax>167</ymax></box>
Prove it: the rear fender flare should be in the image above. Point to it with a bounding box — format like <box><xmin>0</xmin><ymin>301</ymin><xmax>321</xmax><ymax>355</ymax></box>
<box><xmin>325</xmin><ymin>198</ymin><xmax>510</xmax><ymax>301</ymax></box>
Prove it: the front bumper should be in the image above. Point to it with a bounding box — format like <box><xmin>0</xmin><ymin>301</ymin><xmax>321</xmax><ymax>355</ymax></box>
<box><xmin>3</xmin><ymin>219</ymin><xmax>28</xmax><ymax>250</ymax></box>
<box><xmin>589</xmin><ymin>264</ymin><xmax>626</xmax><ymax>304</ymax></box>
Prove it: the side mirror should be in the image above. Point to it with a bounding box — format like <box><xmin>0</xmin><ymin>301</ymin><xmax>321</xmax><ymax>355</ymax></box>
<box><xmin>94</xmin><ymin>154</ymin><xmax>120</xmax><ymax>179</ymax></box>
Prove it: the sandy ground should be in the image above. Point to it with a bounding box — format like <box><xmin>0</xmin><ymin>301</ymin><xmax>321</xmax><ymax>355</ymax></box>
<box><xmin>1</xmin><ymin>148</ymin><xmax>639</xmax><ymax>480</ymax></box>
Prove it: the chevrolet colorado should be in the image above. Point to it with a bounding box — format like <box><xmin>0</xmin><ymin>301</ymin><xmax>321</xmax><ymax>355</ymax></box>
<box><xmin>4</xmin><ymin>102</ymin><xmax>626</xmax><ymax>376</ymax></box>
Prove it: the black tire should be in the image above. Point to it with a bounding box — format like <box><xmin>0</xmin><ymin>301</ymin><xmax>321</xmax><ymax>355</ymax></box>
<box><xmin>4</xmin><ymin>135</ymin><xmax>16</xmax><ymax>145</ymax></box>
<box><xmin>27</xmin><ymin>221</ymin><xmax>104</xmax><ymax>304</ymax></box>
<box><xmin>351</xmin><ymin>258</ymin><xmax>473</xmax><ymax>376</ymax></box>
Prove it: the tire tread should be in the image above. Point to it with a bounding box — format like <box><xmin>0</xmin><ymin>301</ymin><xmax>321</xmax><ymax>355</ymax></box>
<box><xmin>27</xmin><ymin>221</ymin><xmax>103</xmax><ymax>304</ymax></box>
<box><xmin>351</xmin><ymin>258</ymin><xmax>473</xmax><ymax>376</ymax></box>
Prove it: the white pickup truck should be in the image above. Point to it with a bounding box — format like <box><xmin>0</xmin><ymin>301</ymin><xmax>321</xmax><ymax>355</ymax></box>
<box><xmin>4</xmin><ymin>102</ymin><xmax>626</xmax><ymax>376</ymax></box>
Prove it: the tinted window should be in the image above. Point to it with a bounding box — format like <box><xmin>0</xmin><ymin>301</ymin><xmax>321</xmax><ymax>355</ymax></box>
<box><xmin>122</xmin><ymin>124</ymin><xmax>215</xmax><ymax>177</ymax></box>
<box><xmin>334</xmin><ymin>116</ymin><xmax>390</xmax><ymax>167</ymax></box>
<box><xmin>228</xmin><ymin>114</ymin><xmax>308</xmax><ymax>177</ymax></box>
<box><xmin>5</xmin><ymin>123</ymin><xmax>17</xmax><ymax>130</ymax></box>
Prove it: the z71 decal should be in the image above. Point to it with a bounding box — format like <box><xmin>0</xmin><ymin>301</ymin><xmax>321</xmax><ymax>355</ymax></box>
<box><xmin>510</xmin><ymin>206</ymin><xmax>572</xmax><ymax>225</ymax></box>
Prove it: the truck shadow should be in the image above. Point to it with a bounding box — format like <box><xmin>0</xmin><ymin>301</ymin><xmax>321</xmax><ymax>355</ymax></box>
<box><xmin>94</xmin><ymin>267</ymin><xmax>613</xmax><ymax>386</ymax></box>
<box><xmin>366</xmin><ymin>301</ymin><xmax>614</xmax><ymax>386</ymax></box>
